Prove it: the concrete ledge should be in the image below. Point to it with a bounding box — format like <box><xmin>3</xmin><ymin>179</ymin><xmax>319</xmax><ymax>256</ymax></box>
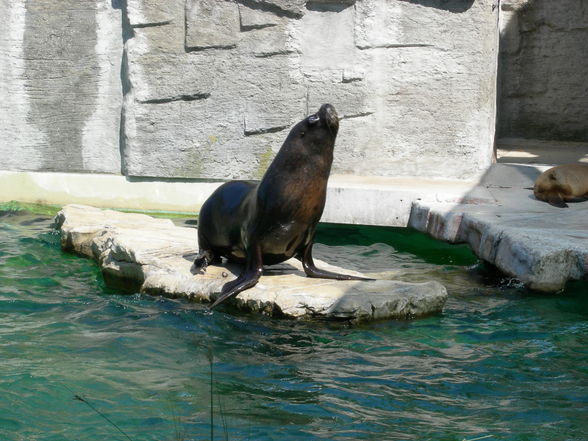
<box><xmin>54</xmin><ymin>204</ymin><xmax>448</xmax><ymax>322</ymax></box>
<box><xmin>0</xmin><ymin>170</ymin><xmax>221</xmax><ymax>213</ymax></box>
<box><xmin>497</xmin><ymin>138</ymin><xmax>588</xmax><ymax>165</ymax></box>
<box><xmin>409</xmin><ymin>164</ymin><xmax>588</xmax><ymax>292</ymax></box>
<box><xmin>2</xmin><ymin>170</ymin><xmax>491</xmax><ymax>227</ymax></box>
<box><xmin>323</xmin><ymin>174</ymin><xmax>493</xmax><ymax>226</ymax></box>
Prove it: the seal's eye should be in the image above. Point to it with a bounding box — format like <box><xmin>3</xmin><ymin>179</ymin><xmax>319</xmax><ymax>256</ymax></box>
<box><xmin>308</xmin><ymin>114</ymin><xmax>319</xmax><ymax>125</ymax></box>
<box><xmin>300</xmin><ymin>131</ymin><xmax>305</xmax><ymax>137</ymax></box>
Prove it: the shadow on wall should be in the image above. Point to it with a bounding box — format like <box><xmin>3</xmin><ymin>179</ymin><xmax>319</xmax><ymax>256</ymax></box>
<box><xmin>399</xmin><ymin>0</ymin><xmax>475</xmax><ymax>13</ymax></box>
<box><xmin>251</xmin><ymin>0</ymin><xmax>476</xmax><ymax>15</ymax></box>
<box><xmin>498</xmin><ymin>0</ymin><xmax>588</xmax><ymax>144</ymax></box>
<box><xmin>306</xmin><ymin>1</ymin><xmax>355</xmax><ymax>13</ymax></box>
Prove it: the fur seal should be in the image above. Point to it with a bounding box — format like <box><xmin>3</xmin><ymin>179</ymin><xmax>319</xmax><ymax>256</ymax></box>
<box><xmin>533</xmin><ymin>163</ymin><xmax>588</xmax><ymax>208</ymax></box>
<box><xmin>194</xmin><ymin>104</ymin><xmax>372</xmax><ymax>308</ymax></box>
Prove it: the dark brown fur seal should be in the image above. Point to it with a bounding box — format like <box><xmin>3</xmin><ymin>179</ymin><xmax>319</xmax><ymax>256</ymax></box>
<box><xmin>533</xmin><ymin>163</ymin><xmax>588</xmax><ymax>208</ymax></box>
<box><xmin>194</xmin><ymin>104</ymin><xmax>372</xmax><ymax>308</ymax></box>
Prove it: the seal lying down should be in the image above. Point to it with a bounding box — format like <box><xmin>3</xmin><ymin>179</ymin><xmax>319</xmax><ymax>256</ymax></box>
<box><xmin>194</xmin><ymin>104</ymin><xmax>373</xmax><ymax>309</ymax></box>
<box><xmin>533</xmin><ymin>163</ymin><xmax>588</xmax><ymax>208</ymax></box>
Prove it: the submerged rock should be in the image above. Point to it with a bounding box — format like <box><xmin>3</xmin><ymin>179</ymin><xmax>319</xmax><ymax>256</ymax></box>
<box><xmin>54</xmin><ymin>204</ymin><xmax>448</xmax><ymax>322</ymax></box>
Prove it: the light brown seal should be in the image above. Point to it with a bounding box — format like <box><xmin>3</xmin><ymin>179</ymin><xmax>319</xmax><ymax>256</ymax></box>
<box><xmin>533</xmin><ymin>163</ymin><xmax>588</xmax><ymax>208</ymax></box>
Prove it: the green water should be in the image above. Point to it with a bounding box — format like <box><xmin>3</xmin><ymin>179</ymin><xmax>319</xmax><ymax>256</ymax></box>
<box><xmin>1</xmin><ymin>207</ymin><xmax>587</xmax><ymax>441</ymax></box>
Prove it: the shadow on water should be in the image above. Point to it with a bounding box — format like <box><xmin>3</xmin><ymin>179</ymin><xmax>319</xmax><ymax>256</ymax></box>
<box><xmin>315</xmin><ymin>222</ymin><xmax>477</xmax><ymax>267</ymax></box>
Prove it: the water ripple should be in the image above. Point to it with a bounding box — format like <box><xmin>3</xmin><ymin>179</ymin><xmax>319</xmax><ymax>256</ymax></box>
<box><xmin>0</xmin><ymin>212</ymin><xmax>586</xmax><ymax>441</ymax></box>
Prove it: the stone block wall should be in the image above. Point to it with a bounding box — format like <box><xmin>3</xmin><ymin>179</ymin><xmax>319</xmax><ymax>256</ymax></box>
<box><xmin>498</xmin><ymin>0</ymin><xmax>588</xmax><ymax>142</ymax></box>
<box><xmin>0</xmin><ymin>0</ymin><xmax>123</xmax><ymax>174</ymax></box>
<box><xmin>1</xmin><ymin>0</ymin><xmax>500</xmax><ymax>181</ymax></box>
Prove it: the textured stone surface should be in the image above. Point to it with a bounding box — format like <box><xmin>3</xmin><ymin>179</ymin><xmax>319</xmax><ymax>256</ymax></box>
<box><xmin>119</xmin><ymin>0</ymin><xmax>499</xmax><ymax>180</ymax></box>
<box><xmin>497</xmin><ymin>138</ymin><xmax>588</xmax><ymax>166</ymax></box>
<box><xmin>238</xmin><ymin>3</ymin><xmax>282</xmax><ymax>30</ymax></box>
<box><xmin>127</xmin><ymin>0</ymin><xmax>177</xmax><ymax>26</ymax></box>
<box><xmin>498</xmin><ymin>0</ymin><xmax>588</xmax><ymax>142</ymax></box>
<box><xmin>0</xmin><ymin>0</ymin><xmax>123</xmax><ymax>174</ymax></box>
<box><xmin>185</xmin><ymin>0</ymin><xmax>240</xmax><ymax>50</ymax></box>
<box><xmin>55</xmin><ymin>204</ymin><xmax>448</xmax><ymax>321</ymax></box>
<box><xmin>1</xmin><ymin>0</ymin><xmax>501</xmax><ymax>181</ymax></box>
<box><xmin>409</xmin><ymin>164</ymin><xmax>588</xmax><ymax>292</ymax></box>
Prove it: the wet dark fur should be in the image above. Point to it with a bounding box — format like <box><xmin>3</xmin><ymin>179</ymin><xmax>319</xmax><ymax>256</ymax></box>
<box><xmin>194</xmin><ymin>104</ymin><xmax>372</xmax><ymax>308</ymax></box>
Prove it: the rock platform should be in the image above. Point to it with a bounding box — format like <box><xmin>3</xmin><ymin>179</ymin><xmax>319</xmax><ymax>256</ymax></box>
<box><xmin>409</xmin><ymin>164</ymin><xmax>588</xmax><ymax>292</ymax></box>
<box><xmin>54</xmin><ymin>204</ymin><xmax>448</xmax><ymax>322</ymax></box>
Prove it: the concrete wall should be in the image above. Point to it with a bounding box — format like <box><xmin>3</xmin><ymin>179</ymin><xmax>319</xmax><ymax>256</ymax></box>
<box><xmin>0</xmin><ymin>0</ymin><xmax>123</xmax><ymax>174</ymax></box>
<box><xmin>1</xmin><ymin>0</ymin><xmax>499</xmax><ymax>182</ymax></box>
<box><xmin>498</xmin><ymin>0</ymin><xmax>588</xmax><ymax>142</ymax></box>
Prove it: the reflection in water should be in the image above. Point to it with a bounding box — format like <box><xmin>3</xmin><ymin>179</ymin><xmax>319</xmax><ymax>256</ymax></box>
<box><xmin>0</xmin><ymin>211</ymin><xmax>587</xmax><ymax>441</ymax></box>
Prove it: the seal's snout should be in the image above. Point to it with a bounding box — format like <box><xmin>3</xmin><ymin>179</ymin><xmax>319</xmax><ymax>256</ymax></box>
<box><xmin>318</xmin><ymin>103</ymin><xmax>338</xmax><ymax>128</ymax></box>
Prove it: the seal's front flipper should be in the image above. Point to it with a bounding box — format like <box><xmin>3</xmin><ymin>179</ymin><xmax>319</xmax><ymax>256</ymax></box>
<box><xmin>299</xmin><ymin>241</ymin><xmax>374</xmax><ymax>281</ymax></box>
<box><xmin>547</xmin><ymin>193</ymin><xmax>568</xmax><ymax>208</ymax></box>
<box><xmin>210</xmin><ymin>245</ymin><xmax>263</xmax><ymax>309</ymax></box>
<box><xmin>193</xmin><ymin>249</ymin><xmax>215</xmax><ymax>274</ymax></box>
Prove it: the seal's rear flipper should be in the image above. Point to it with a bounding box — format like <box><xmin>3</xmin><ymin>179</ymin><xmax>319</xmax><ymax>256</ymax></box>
<box><xmin>564</xmin><ymin>196</ymin><xmax>588</xmax><ymax>203</ymax></box>
<box><xmin>299</xmin><ymin>242</ymin><xmax>374</xmax><ymax>281</ymax></box>
<box><xmin>303</xmin><ymin>263</ymin><xmax>374</xmax><ymax>281</ymax></box>
<box><xmin>209</xmin><ymin>245</ymin><xmax>263</xmax><ymax>309</ymax></box>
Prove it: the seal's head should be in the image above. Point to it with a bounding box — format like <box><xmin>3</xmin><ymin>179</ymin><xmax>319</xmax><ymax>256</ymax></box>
<box><xmin>533</xmin><ymin>170</ymin><xmax>560</xmax><ymax>201</ymax></box>
<box><xmin>283</xmin><ymin>103</ymin><xmax>339</xmax><ymax>158</ymax></box>
<box><xmin>265</xmin><ymin>104</ymin><xmax>341</xmax><ymax>179</ymax></box>
<box><xmin>533</xmin><ymin>164</ymin><xmax>588</xmax><ymax>207</ymax></box>
<box><xmin>309</xmin><ymin>103</ymin><xmax>339</xmax><ymax>139</ymax></box>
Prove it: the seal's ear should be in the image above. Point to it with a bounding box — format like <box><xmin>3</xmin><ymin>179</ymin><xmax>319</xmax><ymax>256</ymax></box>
<box><xmin>308</xmin><ymin>114</ymin><xmax>319</xmax><ymax>125</ymax></box>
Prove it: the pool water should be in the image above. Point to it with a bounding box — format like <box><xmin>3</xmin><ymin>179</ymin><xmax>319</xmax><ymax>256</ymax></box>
<box><xmin>1</xmin><ymin>205</ymin><xmax>586</xmax><ymax>441</ymax></box>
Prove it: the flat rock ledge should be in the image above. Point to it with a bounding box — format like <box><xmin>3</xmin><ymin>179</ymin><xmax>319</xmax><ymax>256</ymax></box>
<box><xmin>407</xmin><ymin>164</ymin><xmax>588</xmax><ymax>292</ymax></box>
<box><xmin>54</xmin><ymin>204</ymin><xmax>448</xmax><ymax>322</ymax></box>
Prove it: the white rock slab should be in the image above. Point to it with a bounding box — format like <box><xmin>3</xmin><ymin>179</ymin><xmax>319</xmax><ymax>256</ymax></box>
<box><xmin>54</xmin><ymin>204</ymin><xmax>448</xmax><ymax>322</ymax></box>
<box><xmin>408</xmin><ymin>164</ymin><xmax>588</xmax><ymax>292</ymax></box>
